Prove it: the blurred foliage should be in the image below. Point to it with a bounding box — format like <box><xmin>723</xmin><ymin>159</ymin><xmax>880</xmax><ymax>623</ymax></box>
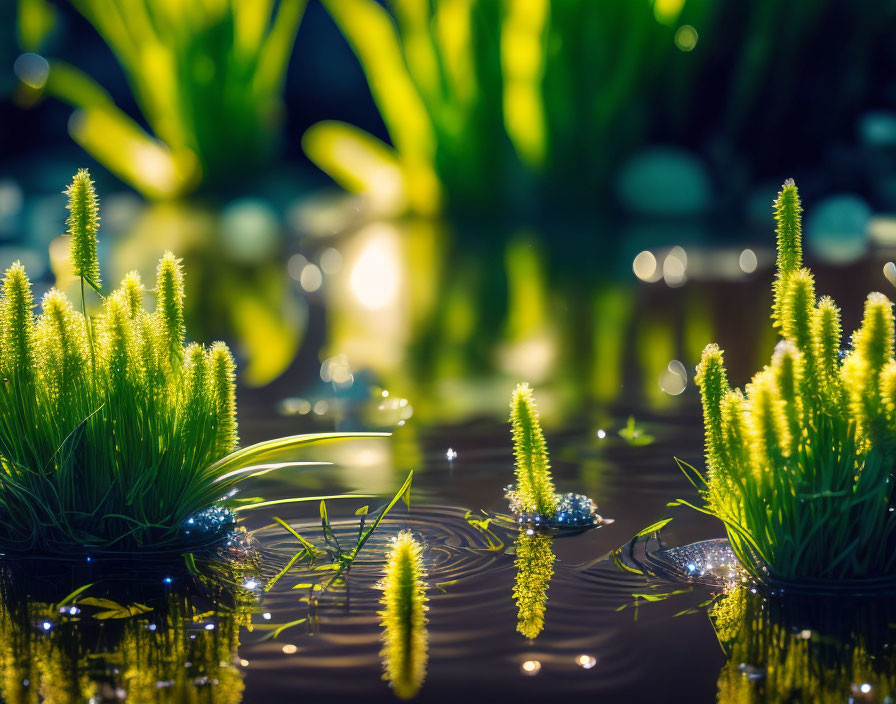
<box><xmin>305</xmin><ymin>0</ymin><xmax>896</xmax><ymax>218</ymax></box>
<box><xmin>16</xmin><ymin>0</ymin><xmax>306</xmax><ymax>198</ymax></box>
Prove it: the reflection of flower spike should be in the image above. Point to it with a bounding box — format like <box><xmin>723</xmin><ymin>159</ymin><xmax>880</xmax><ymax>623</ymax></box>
<box><xmin>513</xmin><ymin>531</ymin><xmax>555</xmax><ymax>639</ymax></box>
<box><xmin>510</xmin><ymin>383</ymin><xmax>557</xmax><ymax>516</ymax></box>
<box><xmin>379</xmin><ymin>530</ymin><xmax>429</xmax><ymax>700</ymax></box>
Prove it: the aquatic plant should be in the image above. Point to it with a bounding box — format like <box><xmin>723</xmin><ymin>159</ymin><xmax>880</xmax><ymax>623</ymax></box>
<box><xmin>0</xmin><ymin>170</ymin><xmax>373</xmax><ymax>553</ymax></box>
<box><xmin>512</xmin><ymin>530</ymin><xmax>555</xmax><ymax>639</ymax></box>
<box><xmin>688</xmin><ymin>179</ymin><xmax>896</xmax><ymax>584</ymax></box>
<box><xmin>379</xmin><ymin>530</ymin><xmax>429</xmax><ymax>700</ymax></box>
<box><xmin>18</xmin><ymin>1</ymin><xmax>305</xmax><ymax>197</ymax></box>
<box><xmin>508</xmin><ymin>383</ymin><xmax>558</xmax><ymax>517</ymax></box>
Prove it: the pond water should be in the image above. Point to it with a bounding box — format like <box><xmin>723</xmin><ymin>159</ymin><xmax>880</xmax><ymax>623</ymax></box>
<box><xmin>4</xmin><ymin>210</ymin><xmax>896</xmax><ymax>702</ymax></box>
<box><xmin>4</xmin><ymin>409</ymin><xmax>895</xmax><ymax>702</ymax></box>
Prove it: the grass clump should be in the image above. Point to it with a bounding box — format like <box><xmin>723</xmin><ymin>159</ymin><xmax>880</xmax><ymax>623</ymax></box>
<box><xmin>379</xmin><ymin>530</ymin><xmax>429</xmax><ymax>700</ymax></box>
<box><xmin>0</xmin><ymin>169</ymin><xmax>357</xmax><ymax>553</ymax></box>
<box><xmin>689</xmin><ymin>179</ymin><xmax>896</xmax><ymax>585</ymax></box>
<box><xmin>508</xmin><ymin>383</ymin><xmax>558</xmax><ymax>517</ymax></box>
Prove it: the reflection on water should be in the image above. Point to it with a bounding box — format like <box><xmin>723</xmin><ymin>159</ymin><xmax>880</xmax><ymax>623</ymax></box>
<box><xmin>0</xmin><ymin>557</ymin><xmax>253</xmax><ymax>703</ymax></box>
<box><xmin>513</xmin><ymin>531</ymin><xmax>555</xmax><ymax>640</ymax></box>
<box><xmin>711</xmin><ymin>588</ymin><xmax>896</xmax><ymax>704</ymax></box>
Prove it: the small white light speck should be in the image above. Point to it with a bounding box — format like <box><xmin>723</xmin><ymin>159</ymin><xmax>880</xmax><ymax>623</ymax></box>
<box><xmin>243</xmin><ymin>579</ymin><xmax>259</xmax><ymax>590</ymax></box>
<box><xmin>282</xmin><ymin>644</ymin><xmax>298</xmax><ymax>655</ymax></box>
<box><xmin>860</xmin><ymin>683</ymin><xmax>872</xmax><ymax>694</ymax></box>
<box><xmin>596</xmin><ymin>429</ymin><xmax>606</xmax><ymax>439</ymax></box>
<box><xmin>446</xmin><ymin>448</ymin><xmax>457</xmax><ymax>461</ymax></box>
<box><xmin>205</xmin><ymin>624</ymin><xmax>215</xmax><ymax>631</ymax></box>
<box><xmin>41</xmin><ymin>621</ymin><xmax>52</xmax><ymax>631</ymax></box>
<box><xmin>526</xmin><ymin>528</ymin><xmax>535</xmax><ymax>536</ymax></box>
<box><xmin>262</xmin><ymin>612</ymin><xmax>272</xmax><ymax>620</ymax></box>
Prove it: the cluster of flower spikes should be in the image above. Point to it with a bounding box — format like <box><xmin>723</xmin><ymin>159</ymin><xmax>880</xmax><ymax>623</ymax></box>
<box><xmin>0</xmin><ymin>169</ymin><xmax>238</xmax><ymax>550</ymax></box>
<box><xmin>694</xmin><ymin>179</ymin><xmax>896</xmax><ymax>582</ymax></box>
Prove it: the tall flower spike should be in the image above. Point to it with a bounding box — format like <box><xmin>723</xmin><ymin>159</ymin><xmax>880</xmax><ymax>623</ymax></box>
<box><xmin>772</xmin><ymin>179</ymin><xmax>802</xmax><ymax>328</ymax></box>
<box><xmin>155</xmin><ymin>251</ymin><xmax>185</xmax><ymax>364</ymax></box>
<box><xmin>811</xmin><ymin>296</ymin><xmax>841</xmax><ymax>381</ymax></box>
<box><xmin>98</xmin><ymin>291</ymin><xmax>134</xmax><ymax>386</ymax></box>
<box><xmin>119</xmin><ymin>271</ymin><xmax>144</xmax><ymax>319</ymax></box>
<box><xmin>209</xmin><ymin>341</ymin><xmax>238</xmax><ymax>457</ymax></box>
<box><xmin>713</xmin><ymin>390</ymin><xmax>749</xmax><ymax>517</ymax></box>
<box><xmin>746</xmin><ymin>368</ymin><xmax>790</xmax><ymax>466</ymax></box>
<box><xmin>509</xmin><ymin>383</ymin><xmax>557</xmax><ymax>516</ymax></box>
<box><xmin>842</xmin><ymin>292</ymin><xmax>895</xmax><ymax>442</ymax></box>
<box><xmin>65</xmin><ymin>169</ymin><xmax>101</xmax><ymax>289</ymax></box>
<box><xmin>1</xmin><ymin>262</ymin><xmax>35</xmax><ymax>377</ymax></box>
<box><xmin>35</xmin><ymin>289</ymin><xmax>87</xmax><ymax>398</ymax></box>
<box><xmin>772</xmin><ymin>341</ymin><xmax>803</xmax><ymax>457</ymax></box>
<box><xmin>379</xmin><ymin>531</ymin><xmax>429</xmax><ymax>700</ymax></box>
<box><xmin>695</xmin><ymin>344</ymin><xmax>730</xmax><ymax>476</ymax></box>
<box><xmin>513</xmin><ymin>531</ymin><xmax>555</xmax><ymax>640</ymax></box>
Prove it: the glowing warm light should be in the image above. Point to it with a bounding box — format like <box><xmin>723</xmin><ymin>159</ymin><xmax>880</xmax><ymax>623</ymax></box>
<box><xmin>674</xmin><ymin>25</ymin><xmax>698</xmax><ymax>51</ymax></box>
<box><xmin>287</xmin><ymin>253</ymin><xmax>306</xmax><ymax>281</ymax></box>
<box><xmin>282</xmin><ymin>644</ymin><xmax>298</xmax><ymax>655</ymax></box>
<box><xmin>300</xmin><ymin>263</ymin><xmax>323</xmax><ymax>292</ymax></box>
<box><xmin>349</xmin><ymin>230</ymin><xmax>401</xmax><ymax>309</ymax></box>
<box><xmin>633</xmin><ymin>250</ymin><xmax>658</xmax><ymax>282</ymax></box>
<box><xmin>576</xmin><ymin>654</ymin><xmax>597</xmax><ymax>669</ymax></box>
<box><xmin>240</xmin><ymin>659</ymin><xmax>249</xmax><ymax>667</ymax></box>
<box><xmin>313</xmin><ymin>400</ymin><xmax>329</xmax><ymax>416</ymax></box>
<box><xmin>521</xmin><ymin>660</ymin><xmax>541</xmax><ymax>675</ymax></box>
<box><xmin>320</xmin><ymin>354</ymin><xmax>353</xmax><ymax>386</ymax></box>
<box><xmin>739</xmin><ymin>248</ymin><xmax>758</xmax><ymax>274</ymax></box>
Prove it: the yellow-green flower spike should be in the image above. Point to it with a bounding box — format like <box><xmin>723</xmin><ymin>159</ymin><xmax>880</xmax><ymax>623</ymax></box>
<box><xmin>64</xmin><ymin>169</ymin><xmax>101</xmax><ymax>289</ymax></box>
<box><xmin>842</xmin><ymin>292</ymin><xmax>895</xmax><ymax>442</ymax></box>
<box><xmin>1</xmin><ymin>262</ymin><xmax>35</xmax><ymax>377</ymax></box>
<box><xmin>694</xmin><ymin>344</ymin><xmax>729</xmax><ymax>475</ymax></box>
<box><xmin>771</xmin><ymin>341</ymin><xmax>803</xmax><ymax>456</ymax></box>
<box><xmin>209</xmin><ymin>341</ymin><xmax>238</xmax><ymax>457</ymax></box>
<box><xmin>746</xmin><ymin>368</ymin><xmax>790</xmax><ymax>465</ymax></box>
<box><xmin>509</xmin><ymin>383</ymin><xmax>558</xmax><ymax>516</ymax></box>
<box><xmin>812</xmin><ymin>296</ymin><xmax>842</xmax><ymax>382</ymax></box>
<box><xmin>35</xmin><ymin>289</ymin><xmax>87</xmax><ymax>399</ymax></box>
<box><xmin>379</xmin><ymin>531</ymin><xmax>428</xmax><ymax>700</ymax></box>
<box><xmin>155</xmin><ymin>251</ymin><xmax>185</xmax><ymax>363</ymax></box>
<box><xmin>772</xmin><ymin>179</ymin><xmax>802</xmax><ymax>328</ymax></box>
<box><xmin>119</xmin><ymin>271</ymin><xmax>144</xmax><ymax>319</ymax></box>
<box><xmin>99</xmin><ymin>291</ymin><xmax>133</xmax><ymax>385</ymax></box>
<box><xmin>513</xmin><ymin>531</ymin><xmax>555</xmax><ymax>639</ymax></box>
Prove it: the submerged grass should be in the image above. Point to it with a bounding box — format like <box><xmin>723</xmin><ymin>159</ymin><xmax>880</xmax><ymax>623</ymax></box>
<box><xmin>687</xmin><ymin>179</ymin><xmax>896</xmax><ymax>585</ymax></box>
<box><xmin>0</xmin><ymin>170</ymin><xmax>379</xmax><ymax>553</ymax></box>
